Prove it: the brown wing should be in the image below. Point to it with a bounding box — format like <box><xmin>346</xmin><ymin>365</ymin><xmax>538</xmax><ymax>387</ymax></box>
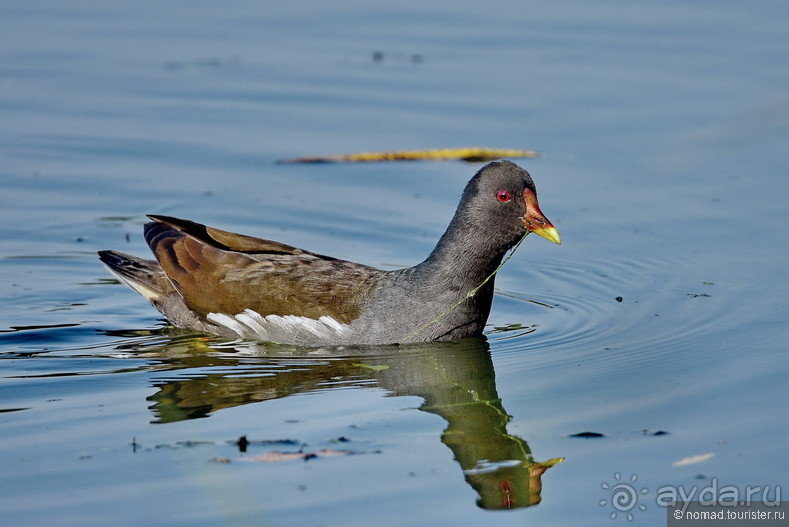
<box><xmin>144</xmin><ymin>215</ymin><xmax>382</xmax><ymax>323</ymax></box>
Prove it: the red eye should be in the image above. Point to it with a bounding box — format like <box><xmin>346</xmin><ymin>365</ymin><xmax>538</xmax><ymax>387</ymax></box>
<box><xmin>496</xmin><ymin>190</ymin><xmax>511</xmax><ymax>203</ymax></box>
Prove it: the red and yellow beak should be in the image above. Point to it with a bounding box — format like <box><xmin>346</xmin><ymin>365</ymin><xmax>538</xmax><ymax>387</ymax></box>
<box><xmin>522</xmin><ymin>189</ymin><xmax>561</xmax><ymax>244</ymax></box>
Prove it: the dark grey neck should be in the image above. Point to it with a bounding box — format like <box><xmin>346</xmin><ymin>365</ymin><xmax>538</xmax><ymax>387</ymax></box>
<box><xmin>416</xmin><ymin>214</ymin><xmax>510</xmax><ymax>290</ymax></box>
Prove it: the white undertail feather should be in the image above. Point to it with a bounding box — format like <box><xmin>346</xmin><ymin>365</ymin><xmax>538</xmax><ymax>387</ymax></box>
<box><xmin>207</xmin><ymin>309</ymin><xmax>350</xmax><ymax>344</ymax></box>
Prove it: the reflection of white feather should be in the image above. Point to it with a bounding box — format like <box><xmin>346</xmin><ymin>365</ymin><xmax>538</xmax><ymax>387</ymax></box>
<box><xmin>207</xmin><ymin>309</ymin><xmax>350</xmax><ymax>344</ymax></box>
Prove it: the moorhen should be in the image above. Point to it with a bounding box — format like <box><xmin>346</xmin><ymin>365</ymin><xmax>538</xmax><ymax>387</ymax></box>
<box><xmin>99</xmin><ymin>160</ymin><xmax>560</xmax><ymax>346</ymax></box>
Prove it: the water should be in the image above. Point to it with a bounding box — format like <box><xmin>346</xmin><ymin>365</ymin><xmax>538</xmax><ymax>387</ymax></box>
<box><xmin>2</xmin><ymin>1</ymin><xmax>788</xmax><ymax>525</ymax></box>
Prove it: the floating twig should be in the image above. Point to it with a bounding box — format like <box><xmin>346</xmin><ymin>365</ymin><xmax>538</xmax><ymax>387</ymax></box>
<box><xmin>277</xmin><ymin>147</ymin><xmax>539</xmax><ymax>164</ymax></box>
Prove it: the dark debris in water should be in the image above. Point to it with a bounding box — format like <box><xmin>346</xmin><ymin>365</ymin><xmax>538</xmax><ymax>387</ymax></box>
<box><xmin>642</xmin><ymin>429</ymin><xmax>670</xmax><ymax>436</ymax></box>
<box><xmin>567</xmin><ymin>429</ymin><xmax>671</xmax><ymax>439</ymax></box>
<box><xmin>687</xmin><ymin>293</ymin><xmax>712</xmax><ymax>298</ymax></box>
<box><xmin>236</xmin><ymin>435</ymin><xmax>249</xmax><ymax>452</ymax></box>
<box><xmin>229</xmin><ymin>437</ymin><xmax>301</xmax><ymax>447</ymax></box>
<box><xmin>371</xmin><ymin>50</ymin><xmax>424</xmax><ymax>65</ymax></box>
<box><xmin>140</xmin><ymin>435</ymin><xmax>373</xmax><ymax>463</ymax></box>
<box><xmin>229</xmin><ymin>435</ymin><xmax>300</xmax><ymax>452</ymax></box>
<box><xmin>155</xmin><ymin>440</ymin><xmax>214</xmax><ymax>449</ymax></box>
<box><xmin>568</xmin><ymin>431</ymin><xmax>605</xmax><ymax>438</ymax></box>
<box><xmin>216</xmin><ymin>447</ymin><xmax>379</xmax><ymax>464</ymax></box>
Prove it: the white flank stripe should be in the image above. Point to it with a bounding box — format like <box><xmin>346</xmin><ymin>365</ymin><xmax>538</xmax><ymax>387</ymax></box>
<box><xmin>207</xmin><ymin>309</ymin><xmax>350</xmax><ymax>344</ymax></box>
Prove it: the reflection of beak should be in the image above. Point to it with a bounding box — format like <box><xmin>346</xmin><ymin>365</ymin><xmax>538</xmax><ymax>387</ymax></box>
<box><xmin>521</xmin><ymin>189</ymin><xmax>561</xmax><ymax>244</ymax></box>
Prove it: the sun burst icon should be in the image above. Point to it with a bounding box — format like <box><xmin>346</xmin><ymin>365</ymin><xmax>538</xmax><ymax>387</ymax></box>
<box><xmin>599</xmin><ymin>472</ymin><xmax>648</xmax><ymax>520</ymax></box>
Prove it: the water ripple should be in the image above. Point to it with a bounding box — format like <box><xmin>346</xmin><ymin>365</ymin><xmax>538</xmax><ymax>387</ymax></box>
<box><xmin>489</xmin><ymin>252</ymin><xmax>730</xmax><ymax>376</ymax></box>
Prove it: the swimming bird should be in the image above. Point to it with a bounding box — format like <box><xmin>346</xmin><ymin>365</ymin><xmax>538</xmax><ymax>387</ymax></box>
<box><xmin>99</xmin><ymin>160</ymin><xmax>560</xmax><ymax>346</ymax></box>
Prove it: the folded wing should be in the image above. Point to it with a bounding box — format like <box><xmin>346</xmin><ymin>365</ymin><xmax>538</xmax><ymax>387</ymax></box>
<box><xmin>144</xmin><ymin>215</ymin><xmax>382</xmax><ymax>324</ymax></box>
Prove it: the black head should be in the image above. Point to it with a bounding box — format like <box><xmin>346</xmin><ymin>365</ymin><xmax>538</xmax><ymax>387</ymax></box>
<box><xmin>457</xmin><ymin>160</ymin><xmax>561</xmax><ymax>249</ymax></box>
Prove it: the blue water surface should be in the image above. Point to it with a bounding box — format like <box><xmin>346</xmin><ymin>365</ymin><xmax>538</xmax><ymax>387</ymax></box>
<box><xmin>1</xmin><ymin>1</ymin><xmax>788</xmax><ymax>526</ymax></box>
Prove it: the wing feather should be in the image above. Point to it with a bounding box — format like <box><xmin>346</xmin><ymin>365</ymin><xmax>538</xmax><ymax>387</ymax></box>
<box><xmin>143</xmin><ymin>216</ymin><xmax>381</xmax><ymax>323</ymax></box>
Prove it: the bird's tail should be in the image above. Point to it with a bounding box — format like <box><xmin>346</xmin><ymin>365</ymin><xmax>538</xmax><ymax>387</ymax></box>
<box><xmin>98</xmin><ymin>250</ymin><xmax>173</xmax><ymax>303</ymax></box>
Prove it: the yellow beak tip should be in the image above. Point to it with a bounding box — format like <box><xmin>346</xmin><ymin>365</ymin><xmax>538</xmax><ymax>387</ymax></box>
<box><xmin>532</xmin><ymin>227</ymin><xmax>562</xmax><ymax>245</ymax></box>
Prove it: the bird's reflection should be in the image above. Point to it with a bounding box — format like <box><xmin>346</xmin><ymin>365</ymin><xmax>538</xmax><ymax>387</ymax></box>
<box><xmin>110</xmin><ymin>331</ymin><xmax>563</xmax><ymax>509</ymax></box>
